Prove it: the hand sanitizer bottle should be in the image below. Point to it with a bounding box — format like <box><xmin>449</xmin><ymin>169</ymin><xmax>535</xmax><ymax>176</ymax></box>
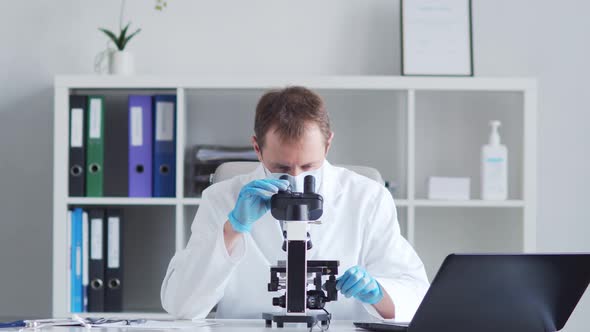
<box><xmin>481</xmin><ymin>120</ymin><xmax>508</xmax><ymax>200</ymax></box>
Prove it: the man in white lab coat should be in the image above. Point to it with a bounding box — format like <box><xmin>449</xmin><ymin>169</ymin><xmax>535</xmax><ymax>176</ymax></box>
<box><xmin>161</xmin><ymin>87</ymin><xmax>429</xmax><ymax>321</ymax></box>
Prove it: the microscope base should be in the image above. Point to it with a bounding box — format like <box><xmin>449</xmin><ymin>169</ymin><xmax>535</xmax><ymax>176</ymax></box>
<box><xmin>262</xmin><ymin>312</ymin><xmax>331</xmax><ymax>328</ymax></box>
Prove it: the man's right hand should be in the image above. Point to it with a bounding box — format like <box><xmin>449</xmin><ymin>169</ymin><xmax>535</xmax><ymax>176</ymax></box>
<box><xmin>227</xmin><ymin>178</ymin><xmax>290</xmax><ymax>233</ymax></box>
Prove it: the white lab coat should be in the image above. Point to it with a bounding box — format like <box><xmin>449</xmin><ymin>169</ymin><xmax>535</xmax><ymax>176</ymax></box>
<box><xmin>161</xmin><ymin>161</ymin><xmax>429</xmax><ymax>321</ymax></box>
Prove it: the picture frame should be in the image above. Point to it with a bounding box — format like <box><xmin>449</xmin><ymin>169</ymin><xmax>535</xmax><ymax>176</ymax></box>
<box><xmin>401</xmin><ymin>0</ymin><xmax>474</xmax><ymax>76</ymax></box>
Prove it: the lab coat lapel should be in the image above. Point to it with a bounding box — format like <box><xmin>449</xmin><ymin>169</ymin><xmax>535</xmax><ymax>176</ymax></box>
<box><xmin>307</xmin><ymin>160</ymin><xmax>344</xmax><ymax>259</ymax></box>
<box><xmin>319</xmin><ymin>160</ymin><xmax>345</xmax><ymax>204</ymax></box>
<box><xmin>317</xmin><ymin>160</ymin><xmax>345</xmax><ymax>225</ymax></box>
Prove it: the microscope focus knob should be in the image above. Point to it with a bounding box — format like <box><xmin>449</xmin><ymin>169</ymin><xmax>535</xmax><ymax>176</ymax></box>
<box><xmin>273</xmin><ymin>296</ymin><xmax>286</xmax><ymax>308</ymax></box>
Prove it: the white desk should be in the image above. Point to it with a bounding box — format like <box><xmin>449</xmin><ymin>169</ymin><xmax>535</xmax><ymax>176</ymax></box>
<box><xmin>4</xmin><ymin>320</ymin><xmax>363</xmax><ymax>332</ymax></box>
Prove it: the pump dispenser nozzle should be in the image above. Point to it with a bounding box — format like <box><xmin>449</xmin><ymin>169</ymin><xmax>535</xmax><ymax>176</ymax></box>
<box><xmin>489</xmin><ymin>120</ymin><xmax>502</xmax><ymax>145</ymax></box>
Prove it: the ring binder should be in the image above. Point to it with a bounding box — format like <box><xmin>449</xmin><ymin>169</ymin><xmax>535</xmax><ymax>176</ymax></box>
<box><xmin>86</xmin><ymin>96</ymin><xmax>105</xmax><ymax>197</ymax></box>
<box><xmin>153</xmin><ymin>95</ymin><xmax>177</xmax><ymax>197</ymax></box>
<box><xmin>88</xmin><ymin>209</ymin><xmax>105</xmax><ymax>312</ymax></box>
<box><xmin>128</xmin><ymin>95</ymin><xmax>153</xmax><ymax>197</ymax></box>
<box><xmin>68</xmin><ymin>96</ymin><xmax>88</xmax><ymax>197</ymax></box>
<box><xmin>105</xmin><ymin>208</ymin><xmax>123</xmax><ymax>312</ymax></box>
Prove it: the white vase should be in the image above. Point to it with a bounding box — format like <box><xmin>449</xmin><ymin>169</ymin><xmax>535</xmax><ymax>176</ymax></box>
<box><xmin>109</xmin><ymin>50</ymin><xmax>135</xmax><ymax>75</ymax></box>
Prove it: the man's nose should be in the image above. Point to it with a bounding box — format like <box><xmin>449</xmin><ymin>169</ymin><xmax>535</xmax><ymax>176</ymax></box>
<box><xmin>289</xmin><ymin>168</ymin><xmax>304</xmax><ymax>177</ymax></box>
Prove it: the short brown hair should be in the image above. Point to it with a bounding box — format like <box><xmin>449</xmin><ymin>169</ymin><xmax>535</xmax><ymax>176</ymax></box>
<box><xmin>254</xmin><ymin>86</ymin><xmax>331</xmax><ymax>149</ymax></box>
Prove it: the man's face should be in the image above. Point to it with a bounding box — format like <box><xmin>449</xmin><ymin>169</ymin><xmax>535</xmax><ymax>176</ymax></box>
<box><xmin>252</xmin><ymin>123</ymin><xmax>333</xmax><ymax>176</ymax></box>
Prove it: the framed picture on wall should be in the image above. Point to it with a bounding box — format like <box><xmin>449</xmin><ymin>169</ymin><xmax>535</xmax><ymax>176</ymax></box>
<box><xmin>401</xmin><ymin>0</ymin><xmax>474</xmax><ymax>76</ymax></box>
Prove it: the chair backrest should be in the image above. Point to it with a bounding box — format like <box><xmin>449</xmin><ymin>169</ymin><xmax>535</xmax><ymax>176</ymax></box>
<box><xmin>212</xmin><ymin>161</ymin><xmax>384</xmax><ymax>185</ymax></box>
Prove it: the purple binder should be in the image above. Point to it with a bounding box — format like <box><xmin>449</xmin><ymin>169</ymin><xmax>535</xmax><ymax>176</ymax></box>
<box><xmin>128</xmin><ymin>95</ymin><xmax>153</xmax><ymax>197</ymax></box>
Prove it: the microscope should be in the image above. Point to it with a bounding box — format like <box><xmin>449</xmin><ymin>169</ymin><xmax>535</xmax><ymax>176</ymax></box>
<box><xmin>262</xmin><ymin>175</ymin><xmax>339</xmax><ymax>328</ymax></box>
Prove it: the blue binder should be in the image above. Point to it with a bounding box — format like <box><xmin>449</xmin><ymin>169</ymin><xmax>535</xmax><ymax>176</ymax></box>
<box><xmin>152</xmin><ymin>95</ymin><xmax>177</xmax><ymax>197</ymax></box>
<box><xmin>70</xmin><ymin>208</ymin><xmax>84</xmax><ymax>313</ymax></box>
<box><xmin>81</xmin><ymin>211</ymin><xmax>89</xmax><ymax>312</ymax></box>
<box><xmin>128</xmin><ymin>95</ymin><xmax>153</xmax><ymax>197</ymax></box>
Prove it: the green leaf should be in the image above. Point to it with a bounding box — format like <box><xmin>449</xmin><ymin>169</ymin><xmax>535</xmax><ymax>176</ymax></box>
<box><xmin>99</xmin><ymin>28</ymin><xmax>120</xmax><ymax>47</ymax></box>
<box><xmin>118</xmin><ymin>23</ymin><xmax>131</xmax><ymax>50</ymax></box>
<box><xmin>121</xmin><ymin>28</ymin><xmax>141</xmax><ymax>50</ymax></box>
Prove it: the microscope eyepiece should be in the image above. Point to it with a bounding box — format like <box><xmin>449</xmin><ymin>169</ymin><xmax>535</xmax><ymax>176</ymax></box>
<box><xmin>304</xmin><ymin>175</ymin><xmax>315</xmax><ymax>194</ymax></box>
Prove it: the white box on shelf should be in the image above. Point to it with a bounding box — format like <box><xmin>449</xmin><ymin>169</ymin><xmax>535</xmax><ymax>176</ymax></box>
<box><xmin>428</xmin><ymin>176</ymin><xmax>471</xmax><ymax>200</ymax></box>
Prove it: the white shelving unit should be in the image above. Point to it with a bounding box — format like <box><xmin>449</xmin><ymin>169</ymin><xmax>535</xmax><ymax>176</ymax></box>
<box><xmin>53</xmin><ymin>75</ymin><xmax>537</xmax><ymax>318</ymax></box>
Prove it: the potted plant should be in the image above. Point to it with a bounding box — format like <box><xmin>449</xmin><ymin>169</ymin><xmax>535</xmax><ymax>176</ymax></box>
<box><xmin>99</xmin><ymin>23</ymin><xmax>141</xmax><ymax>75</ymax></box>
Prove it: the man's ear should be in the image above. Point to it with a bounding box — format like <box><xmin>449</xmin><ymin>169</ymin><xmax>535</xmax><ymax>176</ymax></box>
<box><xmin>252</xmin><ymin>135</ymin><xmax>263</xmax><ymax>161</ymax></box>
<box><xmin>325</xmin><ymin>131</ymin><xmax>335</xmax><ymax>155</ymax></box>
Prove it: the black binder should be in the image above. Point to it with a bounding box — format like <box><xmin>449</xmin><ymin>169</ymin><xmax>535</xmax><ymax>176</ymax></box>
<box><xmin>103</xmin><ymin>96</ymin><xmax>129</xmax><ymax>197</ymax></box>
<box><xmin>88</xmin><ymin>209</ymin><xmax>105</xmax><ymax>312</ymax></box>
<box><xmin>105</xmin><ymin>208</ymin><xmax>123</xmax><ymax>312</ymax></box>
<box><xmin>68</xmin><ymin>95</ymin><xmax>87</xmax><ymax>196</ymax></box>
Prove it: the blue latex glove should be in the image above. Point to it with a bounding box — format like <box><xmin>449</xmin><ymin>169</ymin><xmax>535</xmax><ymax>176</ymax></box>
<box><xmin>336</xmin><ymin>266</ymin><xmax>384</xmax><ymax>305</ymax></box>
<box><xmin>228</xmin><ymin>178</ymin><xmax>290</xmax><ymax>233</ymax></box>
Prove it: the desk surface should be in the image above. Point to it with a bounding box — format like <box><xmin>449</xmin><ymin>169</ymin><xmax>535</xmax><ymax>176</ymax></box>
<box><xmin>4</xmin><ymin>319</ymin><xmax>364</xmax><ymax>332</ymax></box>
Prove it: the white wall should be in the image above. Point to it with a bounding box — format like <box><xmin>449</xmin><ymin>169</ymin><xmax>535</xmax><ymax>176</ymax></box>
<box><xmin>474</xmin><ymin>3</ymin><xmax>590</xmax><ymax>331</ymax></box>
<box><xmin>0</xmin><ymin>0</ymin><xmax>589</xmax><ymax>330</ymax></box>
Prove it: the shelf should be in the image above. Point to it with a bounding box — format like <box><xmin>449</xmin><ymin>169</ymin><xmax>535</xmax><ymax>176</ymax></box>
<box><xmin>182</xmin><ymin>198</ymin><xmax>203</xmax><ymax>205</ymax></box>
<box><xmin>182</xmin><ymin>198</ymin><xmax>406</xmax><ymax>207</ymax></box>
<box><xmin>67</xmin><ymin>197</ymin><xmax>179</xmax><ymax>206</ymax></box>
<box><xmin>54</xmin><ymin>75</ymin><xmax>537</xmax><ymax>317</ymax></box>
<box><xmin>414</xmin><ymin>208</ymin><xmax>524</xmax><ymax>279</ymax></box>
<box><xmin>56</xmin><ymin>75</ymin><xmax>536</xmax><ymax>92</ymax></box>
<box><xmin>64</xmin><ymin>197</ymin><xmax>524</xmax><ymax>209</ymax></box>
<box><xmin>71</xmin><ymin>312</ymin><xmax>172</xmax><ymax>319</ymax></box>
<box><xmin>394</xmin><ymin>199</ymin><xmax>409</xmax><ymax>207</ymax></box>
<box><xmin>412</xmin><ymin>199</ymin><xmax>525</xmax><ymax>208</ymax></box>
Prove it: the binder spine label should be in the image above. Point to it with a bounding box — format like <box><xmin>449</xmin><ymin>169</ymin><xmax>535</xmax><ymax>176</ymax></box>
<box><xmin>130</xmin><ymin>106</ymin><xmax>143</xmax><ymax>146</ymax></box>
<box><xmin>156</xmin><ymin>101</ymin><xmax>174</xmax><ymax>141</ymax></box>
<box><xmin>70</xmin><ymin>108</ymin><xmax>84</xmax><ymax>148</ymax></box>
<box><xmin>91</xmin><ymin>218</ymin><xmax>103</xmax><ymax>260</ymax></box>
<box><xmin>107</xmin><ymin>217</ymin><xmax>120</xmax><ymax>269</ymax></box>
<box><xmin>76</xmin><ymin>246</ymin><xmax>82</xmax><ymax>276</ymax></box>
<box><xmin>89</xmin><ymin>99</ymin><xmax>102</xmax><ymax>139</ymax></box>
<box><xmin>82</xmin><ymin>213</ymin><xmax>89</xmax><ymax>285</ymax></box>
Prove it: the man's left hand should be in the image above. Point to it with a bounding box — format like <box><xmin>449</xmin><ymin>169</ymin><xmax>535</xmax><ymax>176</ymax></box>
<box><xmin>336</xmin><ymin>266</ymin><xmax>384</xmax><ymax>305</ymax></box>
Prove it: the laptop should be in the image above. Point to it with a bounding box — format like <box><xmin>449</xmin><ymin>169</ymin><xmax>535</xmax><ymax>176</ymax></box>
<box><xmin>354</xmin><ymin>254</ymin><xmax>590</xmax><ymax>332</ymax></box>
